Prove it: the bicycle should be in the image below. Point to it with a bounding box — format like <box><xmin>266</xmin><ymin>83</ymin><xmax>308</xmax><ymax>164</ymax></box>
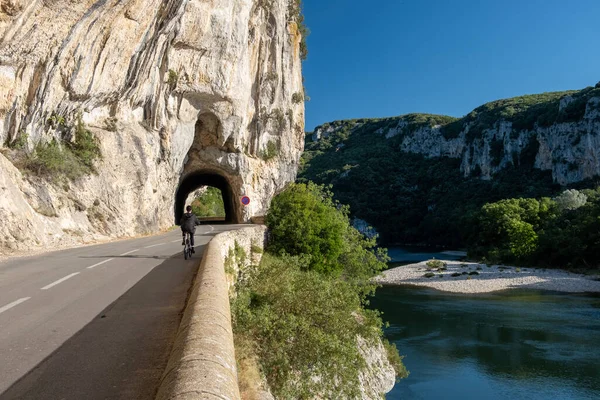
<box><xmin>183</xmin><ymin>232</ymin><xmax>193</xmax><ymax>260</ymax></box>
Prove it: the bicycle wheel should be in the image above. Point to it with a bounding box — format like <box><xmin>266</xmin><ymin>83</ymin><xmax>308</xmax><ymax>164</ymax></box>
<box><xmin>183</xmin><ymin>235</ymin><xmax>189</xmax><ymax>260</ymax></box>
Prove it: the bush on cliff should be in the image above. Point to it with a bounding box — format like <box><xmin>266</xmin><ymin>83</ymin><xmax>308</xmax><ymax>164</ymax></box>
<box><xmin>266</xmin><ymin>182</ymin><xmax>387</xmax><ymax>285</ymax></box>
<box><xmin>232</xmin><ymin>183</ymin><xmax>407</xmax><ymax>398</ymax></box>
<box><xmin>18</xmin><ymin>116</ymin><xmax>101</xmax><ymax>181</ymax></box>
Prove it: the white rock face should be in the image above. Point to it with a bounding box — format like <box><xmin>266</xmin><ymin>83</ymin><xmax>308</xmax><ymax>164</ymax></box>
<box><xmin>314</xmin><ymin>99</ymin><xmax>600</xmax><ymax>186</ymax></box>
<box><xmin>0</xmin><ymin>0</ymin><xmax>304</xmax><ymax>254</ymax></box>
<box><xmin>357</xmin><ymin>336</ymin><xmax>397</xmax><ymax>400</ymax></box>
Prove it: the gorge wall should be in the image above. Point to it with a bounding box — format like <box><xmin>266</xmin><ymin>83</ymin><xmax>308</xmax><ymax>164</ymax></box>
<box><xmin>301</xmin><ymin>86</ymin><xmax>600</xmax><ymax>245</ymax></box>
<box><xmin>311</xmin><ymin>86</ymin><xmax>600</xmax><ymax>186</ymax></box>
<box><xmin>0</xmin><ymin>0</ymin><xmax>305</xmax><ymax>253</ymax></box>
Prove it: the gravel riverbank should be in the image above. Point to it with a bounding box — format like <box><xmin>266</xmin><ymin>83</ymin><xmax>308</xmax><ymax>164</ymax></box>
<box><xmin>376</xmin><ymin>260</ymin><xmax>600</xmax><ymax>293</ymax></box>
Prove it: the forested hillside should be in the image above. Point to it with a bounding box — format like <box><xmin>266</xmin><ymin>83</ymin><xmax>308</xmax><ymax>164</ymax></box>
<box><xmin>299</xmin><ymin>85</ymin><xmax>600</xmax><ymax>247</ymax></box>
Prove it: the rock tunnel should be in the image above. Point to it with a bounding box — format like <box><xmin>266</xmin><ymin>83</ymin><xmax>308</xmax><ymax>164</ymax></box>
<box><xmin>174</xmin><ymin>171</ymin><xmax>237</xmax><ymax>225</ymax></box>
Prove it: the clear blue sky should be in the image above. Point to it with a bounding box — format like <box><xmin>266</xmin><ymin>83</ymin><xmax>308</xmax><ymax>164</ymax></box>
<box><xmin>302</xmin><ymin>0</ymin><xmax>600</xmax><ymax>131</ymax></box>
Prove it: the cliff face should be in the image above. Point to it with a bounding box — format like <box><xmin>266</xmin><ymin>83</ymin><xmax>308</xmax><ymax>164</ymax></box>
<box><xmin>312</xmin><ymin>88</ymin><xmax>600</xmax><ymax>186</ymax></box>
<box><xmin>302</xmin><ymin>86</ymin><xmax>600</xmax><ymax>246</ymax></box>
<box><xmin>0</xmin><ymin>0</ymin><xmax>304</xmax><ymax>253</ymax></box>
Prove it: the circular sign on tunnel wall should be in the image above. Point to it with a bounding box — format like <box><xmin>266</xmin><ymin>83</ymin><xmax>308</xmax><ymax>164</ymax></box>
<box><xmin>241</xmin><ymin>196</ymin><xmax>250</xmax><ymax>206</ymax></box>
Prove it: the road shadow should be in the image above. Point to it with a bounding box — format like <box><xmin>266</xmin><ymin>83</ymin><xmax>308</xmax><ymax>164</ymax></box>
<box><xmin>0</xmin><ymin>249</ymin><xmax>205</xmax><ymax>400</ymax></box>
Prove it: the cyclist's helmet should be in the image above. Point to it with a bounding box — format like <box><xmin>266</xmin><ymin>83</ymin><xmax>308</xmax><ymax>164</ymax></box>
<box><xmin>186</xmin><ymin>205</ymin><xmax>192</xmax><ymax>212</ymax></box>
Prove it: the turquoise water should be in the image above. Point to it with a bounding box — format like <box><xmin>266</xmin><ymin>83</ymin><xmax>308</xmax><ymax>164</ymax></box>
<box><xmin>372</xmin><ymin>286</ymin><xmax>600</xmax><ymax>400</ymax></box>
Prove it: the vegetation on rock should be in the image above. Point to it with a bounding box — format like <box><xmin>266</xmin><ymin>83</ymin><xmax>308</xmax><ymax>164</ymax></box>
<box><xmin>232</xmin><ymin>183</ymin><xmax>407</xmax><ymax>398</ymax></box>
<box><xmin>11</xmin><ymin>115</ymin><xmax>101</xmax><ymax>181</ymax></box>
<box><xmin>299</xmin><ymin>86</ymin><xmax>600</xmax><ymax>248</ymax></box>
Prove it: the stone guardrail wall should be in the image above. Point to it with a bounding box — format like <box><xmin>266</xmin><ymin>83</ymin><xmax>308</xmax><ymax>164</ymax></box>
<box><xmin>155</xmin><ymin>226</ymin><xmax>268</xmax><ymax>400</ymax></box>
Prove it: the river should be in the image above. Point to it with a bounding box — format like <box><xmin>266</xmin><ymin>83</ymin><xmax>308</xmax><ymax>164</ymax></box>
<box><xmin>373</xmin><ymin>248</ymin><xmax>600</xmax><ymax>400</ymax></box>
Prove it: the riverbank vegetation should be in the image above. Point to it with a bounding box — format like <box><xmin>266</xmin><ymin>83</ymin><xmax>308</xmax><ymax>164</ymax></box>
<box><xmin>468</xmin><ymin>188</ymin><xmax>600</xmax><ymax>270</ymax></box>
<box><xmin>231</xmin><ymin>183</ymin><xmax>407</xmax><ymax>398</ymax></box>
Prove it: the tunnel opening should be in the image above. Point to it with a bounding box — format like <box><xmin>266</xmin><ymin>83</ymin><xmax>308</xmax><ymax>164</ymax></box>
<box><xmin>175</xmin><ymin>172</ymin><xmax>236</xmax><ymax>225</ymax></box>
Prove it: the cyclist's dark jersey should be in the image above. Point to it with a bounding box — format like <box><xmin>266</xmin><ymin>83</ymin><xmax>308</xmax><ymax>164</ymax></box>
<box><xmin>180</xmin><ymin>212</ymin><xmax>200</xmax><ymax>232</ymax></box>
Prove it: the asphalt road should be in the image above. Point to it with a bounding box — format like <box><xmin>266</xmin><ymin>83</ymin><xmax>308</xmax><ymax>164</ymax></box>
<box><xmin>0</xmin><ymin>224</ymin><xmax>239</xmax><ymax>400</ymax></box>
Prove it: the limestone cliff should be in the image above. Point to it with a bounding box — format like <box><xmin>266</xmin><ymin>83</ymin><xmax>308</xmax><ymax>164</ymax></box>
<box><xmin>301</xmin><ymin>86</ymin><xmax>600</xmax><ymax>245</ymax></box>
<box><xmin>312</xmin><ymin>86</ymin><xmax>600</xmax><ymax>186</ymax></box>
<box><xmin>0</xmin><ymin>0</ymin><xmax>304</xmax><ymax>253</ymax></box>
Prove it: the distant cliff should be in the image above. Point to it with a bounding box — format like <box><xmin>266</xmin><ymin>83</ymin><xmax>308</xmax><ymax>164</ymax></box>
<box><xmin>300</xmin><ymin>85</ymin><xmax>600</xmax><ymax>246</ymax></box>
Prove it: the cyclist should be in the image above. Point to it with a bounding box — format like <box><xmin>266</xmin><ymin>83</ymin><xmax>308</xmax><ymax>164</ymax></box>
<box><xmin>180</xmin><ymin>205</ymin><xmax>201</xmax><ymax>253</ymax></box>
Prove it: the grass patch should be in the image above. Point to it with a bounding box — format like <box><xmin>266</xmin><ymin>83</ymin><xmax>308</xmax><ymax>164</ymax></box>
<box><xmin>260</xmin><ymin>140</ymin><xmax>279</xmax><ymax>161</ymax></box>
<box><xmin>423</xmin><ymin>272</ymin><xmax>435</xmax><ymax>278</ymax></box>
<box><xmin>5</xmin><ymin>131</ymin><xmax>28</xmax><ymax>149</ymax></box>
<box><xmin>167</xmin><ymin>69</ymin><xmax>178</xmax><ymax>88</ymax></box>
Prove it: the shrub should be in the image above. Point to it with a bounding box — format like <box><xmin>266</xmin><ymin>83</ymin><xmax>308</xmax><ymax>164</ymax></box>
<box><xmin>232</xmin><ymin>253</ymin><xmax>396</xmax><ymax>398</ymax></box>
<box><xmin>426</xmin><ymin>259</ymin><xmax>445</xmax><ymax>269</ymax></box>
<box><xmin>289</xmin><ymin>0</ymin><xmax>309</xmax><ymax>60</ymax></box>
<box><xmin>250</xmin><ymin>244</ymin><xmax>263</xmax><ymax>254</ymax></box>
<box><xmin>383</xmin><ymin>340</ymin><xmax>409</xmax><ymax>380</ymax></box>
<box><xmin>6</xmin><ymin>131</ymin><xmax>28</xmax><ymax>150</ymax></box>
<box><xmin>266</xmin><ymin>182</ymin><xmax>388</xmax><ymax>284</ymax></box>
<box><xmin>24</xmin><ymin>140</ymin><xmax>84</xmax><ymax>180</ymax></box>
<box><xmin>451</xmin><ymin>272</ymin><xmax>461</xmax><ymax>277</ymax></box>
<box><xmin>469</xmin><ymin>271</ymin><xmax>479</xmax><ymax>275</ymax></box>
<box><xmin>247</xmin><ymin>183</ymin><xmax>406</xmax><ymax>395</ymax></box>
<box><xmin>266</xmin><ymin>182</ymin><xmax>348</xmax><ymax>273</ymax></box>
<box><xmin>424</xmin><ymin>272</ymin><xmax>435</xmax><ymax>278</ymax></box>
<box><xmin>292</xmin><ymin>92</ymin><xmax>304</xmax><ymax>104</ymax></box>
<box><xmin>21</xmin><ymin>116</ymin><xmax>101</xmax><ymax>181</ymax></box>
<box><xmin>260</xmin><ymin>140</ymin><xmax>279</xmax><ymax>161</ymax></box>
<box><xmin>47</xmin><ymin>113</ymin><xmax>65</xmax><ymax>128</ymax></box>
<box><xmin>167</xmin><ymin>69</ymin><xmax>178</xmax><ymax>88</ymax></box>
<box><xmin>72</xmin><ymin>115</ymin><xmax>102</xmax><ymax>170</ymax></box>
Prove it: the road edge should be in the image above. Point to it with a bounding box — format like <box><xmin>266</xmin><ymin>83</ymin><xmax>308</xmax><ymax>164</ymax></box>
<box><xmin>155</xmin><ymin>225</ymin><xmax>267</xmax><ymax>400</ymax></box>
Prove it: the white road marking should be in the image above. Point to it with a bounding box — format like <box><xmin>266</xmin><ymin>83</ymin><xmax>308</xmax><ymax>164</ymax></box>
<box><xmin>144</xmin><ymin>243</ymin><xmax>166</xmax><ymax>249</ymax></box>
<box><xmin>41</xmin><ymin>273</ymin><xmax>80</xmax><ymax>290</ymax></box>
<box><xmin>171</xmin><ymin>239</ymin><xmax>183</xmax><ymax>243</ymax></box>
<box><xmin>206</xmin><ymin>225</ymin><xmax>214</xmax><ymax>233</ymax></box>
<box><xmin>0</xmin><ymin>297</ymin><xmax>31</xmax><ymax>315</ymax></box>
<box><xmin>120</xmin><ymin>249</ymin><xmax>139</xmax><ymax>256</ymax></box>
<box><xmin>87</xmin><ymin>258</ymin><xmax>115</xmax><ymax>269</ymax></box>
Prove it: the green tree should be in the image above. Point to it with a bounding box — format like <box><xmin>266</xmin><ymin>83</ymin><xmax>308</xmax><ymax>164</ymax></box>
<box><xmin>266</xmin><ymin>182</ymin><xmax>349</xmax><ymax>274</ymax></box>
<box><xmin>470</xmin><ymin>198</ymin><xmax>553</xmax><ymax>262</ymax></box>
<box><xmin>232</xmin><ymin>182</ymin><xmax>407</xmax><ymax>396</ymax></box>
<box><xmin>553</xmin><ymin>189</ymin><xmax>587</xmax><ymax>211</ymax></box>
<box><xmin>191</xmin><ymin>187</ymin><xmax>225</xmax><ymax>217</ymax></box>
<box><xmin>232</xmin><ymin>253</ymin><xmax>390</xmax><ymax>399</ymax></box>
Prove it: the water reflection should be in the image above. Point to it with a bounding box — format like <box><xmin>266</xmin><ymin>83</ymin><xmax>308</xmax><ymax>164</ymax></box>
<box><xmin>372</xmin><ymin>286</ymin><xmax>600</xmax><ymax>400</ymax></box>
